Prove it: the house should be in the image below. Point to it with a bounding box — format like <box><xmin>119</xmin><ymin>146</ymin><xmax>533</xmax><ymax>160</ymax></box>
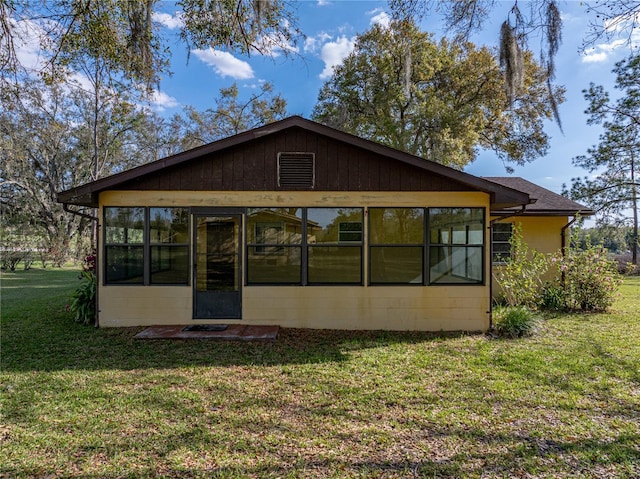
<box><xmin>484</xmin><ymin>176</ymin><xmax>594</xmax><ymax>258</ymax></box>
<box><xmin>483</xmin><ymin>176</ymin><xmax>595</xmax><ymax>297</ymax></box>
<box><xmin>58</xmin><ymin>116</ymin><xmax>592</xmax><ymax>331</ymax></box>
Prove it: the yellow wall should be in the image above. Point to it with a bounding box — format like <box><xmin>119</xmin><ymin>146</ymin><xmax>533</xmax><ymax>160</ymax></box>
<box><xmin>98</xmin><ymin>190</ymin><xmax>492</xmax><ymax>331</ymax></box>
<box><xmin>514</xmin><ymin>216</ymin><xmax>568</xmax><ymax>254</ymax></box>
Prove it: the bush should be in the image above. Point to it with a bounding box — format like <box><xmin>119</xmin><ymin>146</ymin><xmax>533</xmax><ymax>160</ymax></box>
<box><xmin>495</xmin><ymin>227</ymin><xmax>624</xmax><ymax>313</ymax></box>
<box><xmin>68</xmin><ymin>253</ymin><xmax>96</xmax><ymax>325</ymax></box>
<box><xmin>493</xmin><ymin>306</ymin><xmax>539</xmax><ymax>338</ymax></box>
<box><xmin>561</xmin><ymin>240</ymin><xmax>623</xmax><ymax>312</ymax></box>
<box><xmin>493</xmin><ymin>225</ymin><xmax>551</xmax><ymax>309</ymax></box>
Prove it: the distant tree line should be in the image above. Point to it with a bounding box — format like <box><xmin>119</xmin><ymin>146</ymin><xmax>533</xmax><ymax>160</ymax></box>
<box><xmin>0</xmin><ymin>79</ymin><xmax>287</xmax><ymax>265</ymax></box>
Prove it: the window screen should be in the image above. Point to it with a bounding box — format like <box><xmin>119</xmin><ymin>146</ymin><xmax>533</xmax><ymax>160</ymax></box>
<box><xmin>369</xmin><ymin>208</ymin><xmax>424</xmax><ymax>284</ymax></box>
<box><xmin>428</xmin><ymin>208</ymin><xmax>484</xmax><ymax>284</ymax></box>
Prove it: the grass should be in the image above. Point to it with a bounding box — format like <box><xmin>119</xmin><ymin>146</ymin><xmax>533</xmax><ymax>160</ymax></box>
<box><xmin>1</xmin><ymin>267</ymin><xmax>639</xmax><ymax>478</ymax></box>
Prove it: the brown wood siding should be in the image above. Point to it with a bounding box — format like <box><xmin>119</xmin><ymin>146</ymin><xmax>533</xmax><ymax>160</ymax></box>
<box><xmin>118</xmin><ymin>127</ymin><xmax>475</xmax><ymax>193</ymax></box>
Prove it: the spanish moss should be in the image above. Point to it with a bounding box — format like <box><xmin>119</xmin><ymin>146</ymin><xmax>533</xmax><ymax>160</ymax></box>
<box><xmin>499</xmin><ymin>20</ymin><xmax>524</xmax><ymax>105</ymax></box>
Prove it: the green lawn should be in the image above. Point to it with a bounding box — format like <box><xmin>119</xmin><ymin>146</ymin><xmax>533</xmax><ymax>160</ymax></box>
<box><xmin>1</xmin><ymin>268</ymin><xmax>639</xmax><ymax>478</ymax></box>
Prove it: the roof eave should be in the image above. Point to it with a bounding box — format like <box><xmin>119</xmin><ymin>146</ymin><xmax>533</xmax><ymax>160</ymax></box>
<box><xmin>57</xmin><ymin>191</ymin><xmax>98</xmax><ymax>208</ymax></box>
<box><xmin>491</xmin><ymin>208</ymin><xmax>596</xmax><ymax>217</ymax></box>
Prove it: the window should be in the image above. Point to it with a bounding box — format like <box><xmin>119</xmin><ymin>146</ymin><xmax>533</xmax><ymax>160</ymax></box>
<box><xmin>104</xmin><ymin>207</ymin><xmax>145</xmax><ymax>284</ymax></box>
<box><xmin>369</xmin><ymin>208</ymin><xmax>424</xmax><ymax>284</ymax></box>
<box><xmin>246</xmin><ymin>207</ymin><xmax>363</xmax><ymax>285</ymax></box>
<box><xmin>246</xmin><ymin>208</ymin><xmax>302</xmax><ymax>284</ymax></box>
<box><xmin>244</xmin><ymin>206</ymin><xmax>485</xmax><ymax>287</ymax></box>
<box><xmin>428</xmin><ymin>208</ymin><xmax>484</xmax><ymax>284</ymax></box>
<box><xmin>338</xmin><ymin>222</ymin><xmax>363</xmax><ymax>242</ymax></box>
<box><xmin>104</xmin><ymin>207</ymin><xmax>189</xmax><ymax>285</ymax></box>
<box><xmin>307</xmin><ymin>208</ymin><xmax>363</xmax><ymax>284</ymax></box>
<box><xmin>149</xmin><ymin>208</ymin><xmax>189</xmax><ymax>284</ymax></box>
<box><xmin>254</xmin><ymin>223</ymin><xmax>285</xmax><ymax>254</ymax></box>
<box><xmin>492</xmin><ymin>222</ymin><xmax>513</xmax><ymax>263</ymax></box>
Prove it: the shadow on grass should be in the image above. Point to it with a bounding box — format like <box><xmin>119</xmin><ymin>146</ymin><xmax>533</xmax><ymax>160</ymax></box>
<box><xmin>148</xmin><ymin>426</ymin><xmax>637</xmax><ymax>477</ymax></box>
<box><xmin>1</xmin><ymin>314</ymin><xmax>471</xmax><ymax>372</ymax></box>
<box><xmin>7</xmin><ymin>419</ymin><xmax>637</xmax><ymax>478</ymax></box>
<box><xmin>1</xmin><ymin>267</ymin><xmax>474</xmax><ymax>372</ymax></box>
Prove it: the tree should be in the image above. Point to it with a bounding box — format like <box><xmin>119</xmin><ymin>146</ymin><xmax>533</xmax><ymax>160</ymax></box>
<box><xmin>569</xmin><ymin>54</ymin><xmax>640</xmax><ymax>266</ymax></box>
<box><xmin>312</xmin><ymin>20</ymin><xmax>563</xmax><ymax>170</ymax></box>
<box><xmin>390</xmin><ymin>1</ymin><xmax>640</xmax><ymax>129</ymax></box>
<box><xmin>574</xmin><ymin>226</ymin><xmax>634</xmax><ymax>254</ymax></box>
<box><xmin>388</xmin><ymin>1</ymin><xmax>563</xmax><ymax>126</ymax></box>
<box><xmin>0</xmin><ymin>79</ymin><xmax>93</xmax><ymax>264</ymax></box>
<box><xmin>0</xmin><ymin>76</ymin><xmax>153</xmax><ymax>264</ymax></box>
<box><xmin>0</xmin><ymin>72</ymin><xmax>288</xmax><ymax>264</ymax></box>
<box><xmin>163</xmin><ymin>82</ymin><xmax>288</xmax><ymax>155</ymax></box>
<box><xmin>582</xmin><ymin>1</ymin><xmax>640</xmax><ymax>51</ymax></box>
<box><xmin>1</xmin><ymin>0</ymin><xmax>301</xmax><ymax>87</ymax></box>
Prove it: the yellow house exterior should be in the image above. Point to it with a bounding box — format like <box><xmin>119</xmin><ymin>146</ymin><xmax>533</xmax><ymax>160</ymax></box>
<box><xmin>485</xmin><ymin>177</ymin><xmax>595</xmax><ymax>298</ymax></box>
<box><xmin>500</xmin><ymin>216</ymin><xmax>568</xmax><ymax>255</ymax></box>
<box><xmin>59</xmin><ymin>117</ymin><xmax>590</xmax><ymax>332</ymax></box>
<box><xmin>96</xmin><ymin>190</ymin><xmax>492</xmax><ymax>331</ymax></box>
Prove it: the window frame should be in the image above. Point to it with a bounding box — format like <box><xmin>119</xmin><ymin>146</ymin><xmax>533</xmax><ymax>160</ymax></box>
<box><xmin>245</xmin><ymin>208</ymin><xmax>304</xmax><ymax>286</ymax></box>
<box><xmin>427</xmin><ymin>207</ymin><xmax>486</xmax><ymax>286</ymax></box>
<box><xmin>149</xmin><ymin>207</ymin><xmax>190</xmax><ymax>285</ymax></box>
<box><xmin>103</xmin><ymin>207</ymin><xmax>145</xmax><ymax>285</ymax></box>
<box><xmin>245</xmin><ymin>207</ymin><xmax>364</xmax><ymax>286</ymax></box>
<box><xmin>103</xmin><ymin>206</ymin><xmax>190</xmax><ymax>286</ymax></box>
<box><xmin>102</xmin><ymin>205</ymin><xmax>487</xmax><ymax>288</ymax></box>
<box><xmin>306</xmin><ymin>207</ymin><xmax>364</xmax><ymax>286</ymax></box>
<box><xmin>491</xmin><ymin>222</ymin><xmax>513</xmax><ymax>264</ymax></box>
<box><xmin>368</xmin><ymin>207</ymin><xmax>426</xmax><ymax>286</ymax></box>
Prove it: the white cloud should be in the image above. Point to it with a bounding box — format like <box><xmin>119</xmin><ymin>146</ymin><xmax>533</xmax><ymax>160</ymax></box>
<box><xmin>192</xmin><ymin>49</ymin><xmax>255</xmax><ymax>79</ymax></box>
<box><xmin>152</xmin><ymin>11</ymin><xmax>184</xmax><ymax>30</ymax></box>
<box><xmin>304</xmin><ymin>37</ymin><xmax>317</xmax><ymax>53</ymax></box>
<box><xmin>317</xmin><ymin>0</ymin><xmax>331</xmax><ymax>5</ymax></box>
<box><xmin>11</xmin><ymin>17</ymin><xmax>48</xmax><ymax>72</ymax></box>
<box><xmin>582</xmin><ymin>10</ymin><xmax>640</xmax><ymax>63</ymax></box>
<box><xmin>253</xmin><ymin>31</ymin><xmax>299</xmax><ymax>57</ymax></box>
<box><xmin>582</xmin><ymin>50</ymin><xmax>608</xmax><ymax>63</ymax></box>
<box><xmin>66</xmin><ymin>71</ymin><xmax>95</xmax><ymax>92</ymax></box>
<box><xmin>319</xmin><ymin>35</ymin><xmax>355</xmax><ymax>79</ymax></box>
<box><xmin>304</xmin><ymin>32</ymin><xmax>332</xmax><ymax>54</ymax></box>
<box><xmin>368</xmin><ymin>8</ymin><xmax>391</xmax><ymax>28</ymax></box>
<box><xmin>582</xmin><ymin>39</ymin><xmax>625</xmax><ymax>63</ymax></box>
<box><xmin>150</xmin><ymin>90</ymin><xmax>179</xmax><ymax>111</ymax></box>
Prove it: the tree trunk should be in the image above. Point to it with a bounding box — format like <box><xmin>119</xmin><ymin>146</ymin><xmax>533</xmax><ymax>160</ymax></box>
<box><xmin>631</xmin><ymin>155</ymin><xmax>638</xmax><ymax>266</ymax></box>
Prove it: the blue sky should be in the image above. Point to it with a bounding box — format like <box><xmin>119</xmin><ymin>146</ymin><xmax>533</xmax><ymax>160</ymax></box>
<box><xmin>12</xmin><ymin>1</ymin><xmax>634</xmax><ymax>198</ymax></box>
<box><xmin>147</xmin><ymin>1</ymin><xmax>637</xmax><ymax>199</ymax></box>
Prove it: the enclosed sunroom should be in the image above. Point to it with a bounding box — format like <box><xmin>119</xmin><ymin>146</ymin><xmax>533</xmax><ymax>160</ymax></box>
<box><xmin>58</xmin><ymin>116</ymin><xmax>531</xmax><ymax>331</ymax></box>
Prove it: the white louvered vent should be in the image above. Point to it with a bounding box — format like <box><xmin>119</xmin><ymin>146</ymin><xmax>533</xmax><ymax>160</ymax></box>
<box><xmin>278</xmin><ymin>152</ymin><xmax>315</xmax><ymax>189</ymax></box>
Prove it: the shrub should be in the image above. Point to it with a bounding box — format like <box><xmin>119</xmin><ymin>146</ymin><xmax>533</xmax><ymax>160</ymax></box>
<box><xmin>561</xmin><ymin>240</ymin><xmax>623</xmax><ymax>312</ymax></box>
<box><xmin>493</xmin><ymin>306</ymin><xmax>539</xmax><ymax>338</ymax></box>
<box><xmin>493</xmin><ymin>225</ymin><xmax>551</xmax><ymax>309</ymax></box>
<box><xmin>68</xmin><ymin>253</ymin><xmax>96</xmax><ymax>324</ymax></box>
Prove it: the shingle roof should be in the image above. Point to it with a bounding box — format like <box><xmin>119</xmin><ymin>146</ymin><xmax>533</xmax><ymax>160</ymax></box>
<box><xmin>483</xmin><ymin>177</ymin><xmax>595</xmax><ymax>216</ymax></box>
